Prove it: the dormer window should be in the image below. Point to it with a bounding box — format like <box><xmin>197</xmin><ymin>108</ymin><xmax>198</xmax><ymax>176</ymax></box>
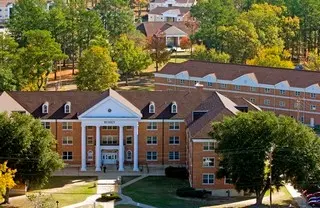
<box><xmin>42</xmin><ymin>102</ymin><xmax>49</xmax><ymax>114</ymax></box>
<box><xmin>149</xmin><ymin>102</ymin><xmax>155</xmax><ymax>114</ymax></box>
<box><xmin>64</xmin><ymin>101</ymin><xmax>71</xmax><ymax>114</ymax></box>
<box><xmin>171</xmin><ymin>102</ymin><xmax>177</xmax><ymax>114</ymax></box>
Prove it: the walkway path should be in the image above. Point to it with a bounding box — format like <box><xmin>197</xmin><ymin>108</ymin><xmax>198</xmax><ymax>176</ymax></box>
<box><xmin>285</xmin><ymin>184</ymin><xmax>311</xmax><ymax>208</ymax></box>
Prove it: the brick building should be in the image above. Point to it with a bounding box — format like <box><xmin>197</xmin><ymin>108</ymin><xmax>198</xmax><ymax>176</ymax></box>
<box><xmin>155</xmin><ymin>60</ymin><xmax>320</xmax><ymax>128</ymax></box>
<box><xmin>0</xmin><ymin>89</ymin><xmax>259</xmax><ymax>196</ymax></box>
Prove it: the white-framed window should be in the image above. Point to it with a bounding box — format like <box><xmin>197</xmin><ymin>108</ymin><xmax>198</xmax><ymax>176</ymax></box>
<box><xmin>264</xmin><ymin>99</ymin><xmax>270</xmax><ymax>105</ymax></box>
<box><xmin>87</xmin><ymin>135</ymin><xmax>94</xmax><ymax>145</ymax></box>
<box><xmin>41</xmin><ymin>122</ymin><xmax>50</xmax><ymax>129</ymax></box>
<box><xmin>203</xmin><ymin>142</ymin><xmax>214</xmax><ymax>151</ymax></box>
<box><xmin>62</xmin><ymin>122</ymin><xmax>72</xmax><ymax>130</ymax></box>
<box><xmin>147</xmin><ymin>122</ymin><xmax>157</xmax><ymax>130</ymax></box>
<box><xmin>279</xmin><ymin>90</ymin><xmax>286</xmax><ymax>95</ymax></box>
<box><xmin>311</xmin><ymin>93</ymin><xmax>316</xmax><ymax>98</ymax></box>
<box><xmin>167</xmin><ymin>78</ymin><xmax>172</xmax><ymax>83</ymax></box>
<box><xmin>193</xmin><ymin>80</ymin><xmax>198</xmax><ymax>85</ymax></box>
<box><xmin>62</xmin><ymin>136</ymin><xmax>73</xmax><ymax>145</ymax></box>
<box><xmin>126</xmin><ymin>126</ymin><xmax>132</xmax><ymax>130</ymax></box>
<box><xmin>64</xmin><ymin>102</ymin><xmax>71</xmax><ymax>114</ymax></box>
<box><xmin>169</xmin><ymin>122</ymin><xmax>180</xmax><ymax>130</ymax></box>
<box><xmin>300</xmin><ymin>116</ymin><xmax>304</xmax><ymax>123</ymax></box>
<box><xmin>146</xmin><ymin>151</ymin><xmax>157</xmax><ymax>161</ymax></box>
<box><xmin>264</xmin><ymin>88</ymin><xmax>271</xmax><ymax>93</ymax></box>
<box><xmin>101</xmin><ymin>135</ymin><xmax>118</xmax><ymax>145</ymax></box>
<box><xmin>295</xmin><ymin>91</ymin><xmax>301</xmax><ymax>96</ymax></box>
<box><xmin>203</xmin><ymin>157</ymin><xmax>215</xmax><ymax>167</ymax></box>
<box><xmin>250</xmin><ymin>98</ymin><xmax>256</xmax><ymax>103</ymax></box>
<box><xmin>87</xmin><ymin>150</ymin><xmax>93</xmax><ymax>161</ymax></box>
<box><xmin>126</xmin><ymin>150</ymin><xmax>132</xmax><ymax>161</ymax></box>
<box><xmin>225</xmin><ymin>176</ymin><xmax>232</xmax><ymax>184</ymax></box>
<box><xmin>279</xmin><ymin>101</ymin><xmax>285</xmax><ymax>107</ymax></box>
<box><xmin>149</xmin><ymin>102</ymin><xmax>155</xmax><ymax>114</ymax></box>
<box><xmin>220</xmin><ymin>83</ymin><xmax>227</xmax><ymax>88</ymax></box>
<box><xmin>126</xmin><ymin>136</ymin><xmax>132</xmax><ymax>145</ymax></box>
<box><xmin>250</xmin><ymin>87</ymin><xmax>256</xmax><ymax>92</ymax></box>
<box><xmin>311</xmin><ymin>105</ymin><xmax>316</xmax><ymax>111</ymax></box>
<box><xmin>202</xmin><ymin>173</ymin><xmax>215</xmax><ymax>185</ymax></box>
<box><xmin>294</xmin><ymin>102</ymin><xmax>300</xmax><ymax>109</ymax></box>
<box><xmin>62</xmin><ymin>151</ymin><xmax>73</xmax><ymax>160</ymax></box>
<box><xmin>147</xmin><ymin>136</ymin><xmax>157</xmax><ymax>145</ymax></box>
<box><xmin>207</xmin><ymin>82</ymin><xmax>213</xmax><ymax>87</ymax></box>
<box><xmin>169</xmin><ymin>136</ymin><xmax>180</xmax><ymax>145</ymax></box>
<box><xmin>180</xmin><ymin>79</ymin><xmax>184</xmax><ymax>85</ymax></box>
<box><xmin>87</xmin><ymin>126</ymin><xmax>93</xmax><ymax>130</ymax></box>
<box><xmin>171</xmin><ymin>102</ymin><xmax>177</xmax><ymax>113</ymax></box>
<box><xmin>169</xmin><ymin>151</ymin><xmax>180</xmax><ymax>160</ymax></box>
<box><xmin>42</xmin><ymin>102</ymin><xmax>49</xmax><ymax>114</ymax></box>
<box><xmin>234</xmin><ymin>85</ymin><xmax>241</xmax><ymax>90</ymax></box>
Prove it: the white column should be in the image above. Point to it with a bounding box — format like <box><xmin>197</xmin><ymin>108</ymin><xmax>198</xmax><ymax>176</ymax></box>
<box><xmin>118</xmin><ymin>126</ymin><xmax>124</xmax><ymax>171</ymax></box>
<box><xmin>133</xmin><ymin>124</ymin><xmax>139</xmax><ymax>171</ymax></box>
<box><xmin>95</xmin><ymin>125</ymin><xmax>101</xmax><ymax>171</ymax></box>
<box><xmin>81</xmin><ymin>124</ymin><xmax>87</xmax><ymax>171</ymax></box>
<box><xmin>311</xmin><ymin>118</ymin><xmax>315</xmax><ymax>127</ymax></box>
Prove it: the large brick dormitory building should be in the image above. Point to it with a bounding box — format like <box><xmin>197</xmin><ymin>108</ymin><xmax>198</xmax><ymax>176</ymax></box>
<box><xmin>0</xmin><ymin>88</ymin><xmax>259</xmax><ymax>196</ymax></box>
<box><xmin>155</xmin><ymin>60</ymin><xmax>320</xmax><ymax>128</ymax></box>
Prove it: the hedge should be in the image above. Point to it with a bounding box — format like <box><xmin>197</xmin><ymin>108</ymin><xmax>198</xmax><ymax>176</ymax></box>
<box><xmin>96</xmin><ymin>192</ymin><xmax>121</xmax><ymax>202</ymax></box>
<box><xmin>165</xmin><ymin>166</ymin><xmax>188</xmax><ymax>179</ymax></box>
<box><xmin>176</xmin><ymin>187</ymin><xmax>211</xmax><ymax>198</ymax></box>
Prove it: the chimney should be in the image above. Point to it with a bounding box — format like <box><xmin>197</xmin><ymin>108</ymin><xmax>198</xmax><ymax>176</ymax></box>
<box><xmin>195</xmin><ymin>82</ymin><xmax>204</xmax><ymax>92</ymax></box>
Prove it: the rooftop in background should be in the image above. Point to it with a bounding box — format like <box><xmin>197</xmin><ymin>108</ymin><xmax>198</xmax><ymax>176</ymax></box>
<box><xmin>149</xmin><ymin>6</ymin><xmax>190</xmax><ymax>16</ymax></box>
<box><xmin>137</xmin><ymin>22</ymin><xmax>192</xmax><ymax>37</ymax></box>
<box><xmin>150</xmin><ymin>0</ymin><xmax>196</xmax><ymax>4</ymax></box>
<box><xmin>157</xmin><ymin>60</ymin><xmax>320</xmax><ymax>88</ymax></box>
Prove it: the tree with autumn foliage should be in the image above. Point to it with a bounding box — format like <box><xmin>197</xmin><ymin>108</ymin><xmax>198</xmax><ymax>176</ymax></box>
<box><xmin>0</xmin><ymin>161</ymin><xmax>16</xmax><ymax>203</ymax></box>
<box><xmin>180</xmin><ymin>37</ymin><xmax>192</xmax><ymax>50</ymax></box>
<box><xmin>246</xmin><ymin>46</ymin><xmax>294</xmax><ymax>69</ymax></box>
<box><xmin>147</xmin><ymin>34</ymin><xmax>171</xmax><ymax>72</ymax></box>
<box><xmin>303</xmin><ymin>50</ymin><xmax>320</xmax><ymax>71</ymax></box>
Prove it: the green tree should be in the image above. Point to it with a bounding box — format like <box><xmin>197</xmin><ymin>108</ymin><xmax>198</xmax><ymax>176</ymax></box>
<box><xmin>17</xmin><ymin>30</ymin><xmax>67</xmax><ymax>91</ymax></box>
<box><xmin>191</xmin><ymin>0</ymin><xmax>237</xmax><ymax>49</ymax></box>
<box><xmin>0</xmin><ymin>112</ymin><xmax>64</xmax><ymax>203</ymax></box>
<box><xmin>113</xmin><ymin>34</ymin><xmax>151</xmax><ymax>84</ymax></box>
<box><xmin>219</xmin><ymin>19</ymin><xmax>261</xmax><ymax>63</ymax></box>
<box><xmin>95</xmin><ymin>0</ymin><xmax>135</xmax><ymax>39</ymax></box>
<box><xmin>0</xmin><ymin>33</ymin><xmax>19</xmax><ymax>90</ymax></box>
<box><xmin>146</xmin><ymin>34</ymin><xmax>171</xmax><ymax>72</ymax></box>
<box><xmin>76</xmin><ymin>46</ymin><xmax>119</xmax><ymax>90</ymax></box>
<box><xmin>210</xmin><ymin>111</ymin><xmax>320</xmax><ymax>205</ymax></box>
<box><xmin>192</xmin><ymin>44</ymin><xmax>230</xmax><ymax>63</ymax></box>
<box><xmin>8</xmin><ymin>0</ymin><xmax>48</xmax><ymax>45</ymax></box>
<box><xmin>246</xmin><ymin>46</ymin><xmax>294</xmax><ymax>68</ymax></box>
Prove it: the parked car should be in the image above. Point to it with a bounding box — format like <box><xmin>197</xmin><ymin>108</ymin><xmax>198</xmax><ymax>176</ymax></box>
<box><xmin>308</xmin><ymin>199</ymin><xmax>320</xmax><ymax>207</ymax></box>
<box><xmin>308</xmin><ymin>192</ymin><xmax>320</xmax><ymax>200</ymax></box>
<box><xmin>309</xmin><ymin>197</ymin><xmax>320</xmax><ymax>202</ymax></box>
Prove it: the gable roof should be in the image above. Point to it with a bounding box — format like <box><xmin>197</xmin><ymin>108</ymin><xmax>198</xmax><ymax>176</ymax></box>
<box><xmin>150</xmin><ymin>0</ymin><xmax>195</xmax><ymax>4</ymax></box>
<box><xmin>149</xmin><ymin>6</ymin><xmax>190</xmax><ymax>16</ymax></box>
<box><xmin>158</xmin><ymin>60</ymin><xmax>320</xmax><ymax>88</ymax></box>
<box><xmin>136</xmin><ymin>22</ymin><xmax>192</xmax><ymax>37</ymax></box>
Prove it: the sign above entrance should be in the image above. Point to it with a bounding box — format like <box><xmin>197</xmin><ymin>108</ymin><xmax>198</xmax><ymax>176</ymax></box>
<box><xmin>104</xmin><ymin>121</ymin><xmax>116</xmax><ymax>124</ymax></box>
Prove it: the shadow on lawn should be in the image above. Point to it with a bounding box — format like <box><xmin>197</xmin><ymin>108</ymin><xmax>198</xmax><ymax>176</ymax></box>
<box><xmin>246</xmin><ymin>199</ymin><xmax>298</xmax><ymax>208</ymax></box>
<box><xmin>32</xmin><ymin>176</ymin><xmax>97</xmax><ymax>190</ymax></box>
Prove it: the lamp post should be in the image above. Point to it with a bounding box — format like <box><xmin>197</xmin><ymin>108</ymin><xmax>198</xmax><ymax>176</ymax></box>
<box><xmin>56</xmin><ymin>200</ymin><xmax>59</xmax><ymax>208</ymax></box>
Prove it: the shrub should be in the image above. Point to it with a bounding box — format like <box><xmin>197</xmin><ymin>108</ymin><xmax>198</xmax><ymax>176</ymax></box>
<box><xmin>165</xmin><ymin>166</ymin><xmax>188</xmax><ymax>179</ymax></box>
<box><xmin>96</xmin><ymin>192</ymin><xmax>121</xmax><ymax>202</ymax></box>
<box><xmin>176</xmin><ymin>187</ymin><xmax>211</xmax><ymax>198</ymax></box>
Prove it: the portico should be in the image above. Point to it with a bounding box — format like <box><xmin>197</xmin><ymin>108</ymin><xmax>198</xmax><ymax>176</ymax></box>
<box><xmin>77</xmin><ymin>90</ymin><xmax>143</xmax><ymax>172</ymax></box>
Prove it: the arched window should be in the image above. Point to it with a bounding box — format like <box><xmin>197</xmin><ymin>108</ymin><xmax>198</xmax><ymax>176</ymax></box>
<box><xmin>64</xmin><ymin>101</ymin><xmax>71</xmax><ymax>114</ymax></box>
<box><xmin>42</xmin><ymin>102</ymin><xmax>49</xmax><ymax>114</ymax></box>
<box><xmin>149</xmin><ymin>102</ymin><xmax>155</xmax><ymax>113</ymax></box>
<box><xmin>87</xmin><ymin>150</ymin><xmax>93</xmax><ymax>161</ymax></box>
<box><xmin>126</xmin><ymin>150</ymin><xmax>132</xmax><ymax>161</ymax></box>
<box><xmin>171</xmin><ymin>101</ymin><xmax>177</xmax><ymax>114</ymax></box>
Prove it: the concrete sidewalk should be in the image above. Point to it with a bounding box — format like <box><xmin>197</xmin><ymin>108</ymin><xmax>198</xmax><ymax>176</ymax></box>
<box><xmin>285</xmin><ymin>184</ymin><xmax>311</xmax><ymax>208</ymax></box>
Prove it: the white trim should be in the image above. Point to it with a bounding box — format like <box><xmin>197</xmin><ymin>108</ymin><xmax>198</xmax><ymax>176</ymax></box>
<box><xmin>260</xmin><ymin>106</ymin><xmax>320</xmax><ymax>115</ymax></box>
<box><xmin>40</xmin><ymin>119</ymin><xmax>81</xmax><ymax>122</ymax></box>
<box><xmin>193</xmin><ymin>139</ymin><xmax>216</xmax><ymax>142</ymax></box>
<box><xmin>139</xmin><ymin>119</ymin><xmax>184</xmax><ymax>123</ymax></box>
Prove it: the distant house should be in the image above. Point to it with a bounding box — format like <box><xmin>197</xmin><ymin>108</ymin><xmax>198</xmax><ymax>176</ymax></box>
<box><xmin>148</xmin><ymin>6</ymin><xmax>191</xmax><ymax>22</ymax></box>
<box><xmin>0</xmin><ymin>1</ymin><xmax>14</xmax><ymax>22</ymax></box>
<box><xmin>137</xmin><ymin>22</ymin><xmax>193</xmax><ymax>47</ymax></box>
<box><xmin>149</xmin><ymin>0</ymin><xmax>196</xmax><ymax>10</ymax></box>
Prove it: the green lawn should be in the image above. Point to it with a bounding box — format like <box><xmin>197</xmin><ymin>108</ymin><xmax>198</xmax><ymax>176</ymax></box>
<box><xmin>115</xmin><ymin>204</ymin><xmax>141</xmax><ymax>208</ymax></box>
<box><xmin>121</xmin><ymin>176</ymin><xmax>140</xmax><ymax>185</ymax></box>
<box><xmin>122</xmin><ymin>176</ymin><xmax>212</xmax><ymax>208</ymax></box>
<box><xmin>34</xmin><ymin>176</ymin><xmax>96</xmax><ymax>190</ymax></box>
